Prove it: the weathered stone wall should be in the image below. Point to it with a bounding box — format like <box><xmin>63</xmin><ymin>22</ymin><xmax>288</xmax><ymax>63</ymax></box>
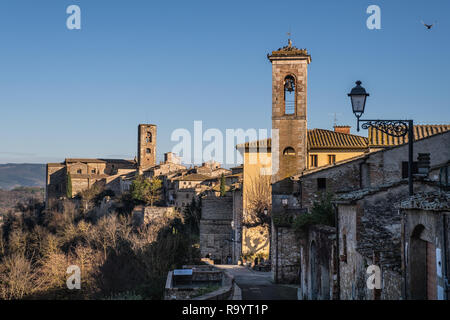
<box><xmin>378</xmin><ymin>131</ymin><xmax>450</xmax><ymax>184</ymax></box>
<box><xmin>200</xmin><ymin>196</ymin><xmax>233</xmax><ymax>264</ymax></box>
<box><xmin>298</xmin><ymin>225</ymin><xmax>337</xmax><ymax>300</ymax></box>
<box><xmin>271</xmin><ymin>58</ymin><xmax>309</xmax><ymax>184</ymax></box>
<box><xmin>299</xmin><ymin>160</ymin><xmax>362</xmax><ymax>209</ymax></box>
<box><xmin>271</xmin><ymin>224</ymin><xmax>301</xmax><ymax>284</ymax></box>
<box><xmin>402</xmin><ymin>206</ymin><xmax>449</xmax><ymax>300</ymax></box>
<box><xmin>132</xmin><ymin>206</ymin><xmax>177</xmax><ymax>226</ymax></box>
<box><xmin>138</xmin><ymin>124</ymin><xmax>156</xmax><ymax>171</ymax></box>
<box><xmin>336</xmin><ymin>184</ymin><xmax>440</xmax><ymax>300</ymax></box>
<box><xmin>382</xmin><ymin>268</ymin><xmax>403</xmax><ymax>300</ymax></box>
<box><xmin>232</xmin><ymin>189</ymin><xmax>243</xmax><ymax>264</ymax></box>
<box><xmin>46</xmin><ymin>164</ymin><xmax>66</xmax><ymax>203</ymax></box>
<box><xmin>338</xmin><ymin>204</ymin><xmax>372</xmax><ymax>300</ymax></box>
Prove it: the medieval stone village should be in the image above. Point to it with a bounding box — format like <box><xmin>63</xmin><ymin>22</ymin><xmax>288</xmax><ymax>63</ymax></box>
<box><xmin>40</xmin><ymin>39</ymin><xmax>450</xmax><ymax>301</ymax></box>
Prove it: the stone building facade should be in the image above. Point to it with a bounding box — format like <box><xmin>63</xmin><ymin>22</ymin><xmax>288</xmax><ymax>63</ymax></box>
<box><xmin>401</xmin><ymin>191</ymin><xmax>450</xmax><ymax>300</ymax></box>
<box><xmin>46</xmin><ymin>123</ymin><xmax>159</xmax><ymax>204</ymax></box>
<box><xmin>335</xmin><ymin>180</ymin><xmax>440</xmax><ymax>300</ymax></box>
<box><xmin>200</xmin><ymin>195</ymin><xmax>234</xmax><ymax>264</ymax></box>
<box><xmin>271</xmin><ymin>130</ymin><xmax>449</xmax><ymax>294</ymax></box>
<box><xmin>46</xmin><ymin>158</ymin><xmax>136</xmax><ymax>204</ymax></box>
<box><xmin>271</xmin><ymin>223</ymin><xmax>301</xmax><ymax>284</ymax></box>
<box><xmin>293</xmin><ymin>130</ymin><xmax>450</xmax><ymax>210</ymax></box>
<box><xmin>231</xmin><ymin>188</ymin><xmax>243</xmax><ymax>264</ymax></box>
<box><xmin>297</xmin><ymin>225</ymin><xmax>338</xmax><ymax>300</ymax></box>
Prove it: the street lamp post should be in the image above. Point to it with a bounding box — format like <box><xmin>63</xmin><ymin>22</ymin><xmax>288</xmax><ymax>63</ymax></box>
<box><xmin>348</xmin><ymin>81</ymin><xmax>414</xmax><ymax>196</ymax></box>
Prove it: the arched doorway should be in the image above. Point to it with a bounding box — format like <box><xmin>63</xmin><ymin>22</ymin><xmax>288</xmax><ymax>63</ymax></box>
<box><xmin>409</xmin><ymin>224</ymin><xmax>437</xmax><ymax>300</ymax></box>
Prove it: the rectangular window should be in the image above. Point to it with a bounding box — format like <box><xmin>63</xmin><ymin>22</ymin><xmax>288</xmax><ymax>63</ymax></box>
<box><xmin>317</xmin><ymin>178</ymin><xmax>326</xmax><ymax>190</ymax></box>
<box><xmin>310</xmin><ymin>155</ymin><xmax>318</xmax><ymax>168</ymax></box>
<box><xmin>77</xmin><ymin>169</ymin><xmax>82</xmax><ymax>174</ymax></box>
<box><xmin>401</xmin><ymin>161</ymin><xmax>418</xmax><ymax>178</ymax></box>
<box><xmin>328</xmin><ymin>154</ymin><xmax>336</xmax><ymax>165</ymax></box>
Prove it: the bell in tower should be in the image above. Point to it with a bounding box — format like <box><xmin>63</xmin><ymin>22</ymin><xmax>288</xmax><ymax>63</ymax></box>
<box><xmin>284</xmin><ymin>76</ymin><xmax>295</xmax><ymax>92</ymax></box>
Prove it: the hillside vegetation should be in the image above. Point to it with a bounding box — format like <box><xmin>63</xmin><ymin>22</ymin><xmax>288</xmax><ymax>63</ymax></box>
<box><xmin>0</xmin><ymin>185</ymin><xmax>201</xmax><ymax>300</ymax></box>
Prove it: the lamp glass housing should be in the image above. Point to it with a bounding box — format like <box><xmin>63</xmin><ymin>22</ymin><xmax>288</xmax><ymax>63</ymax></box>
<box><xmin>351</xmin><ymin>94</ymin><xmax>367</xmax><ymax>114</ymax></box>
<box><xmin>348</xmin><ymin>81</ymin><xmax>369</xmax><ymax>117</ymax></box>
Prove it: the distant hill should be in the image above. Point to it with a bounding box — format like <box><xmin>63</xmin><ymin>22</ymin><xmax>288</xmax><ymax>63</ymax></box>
<box><xmin>0</xmin><ymin>163</ymin><xmax>46</xmax><ymax>190</ymax></box>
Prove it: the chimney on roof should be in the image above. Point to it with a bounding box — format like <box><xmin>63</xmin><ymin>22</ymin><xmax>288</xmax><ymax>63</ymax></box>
<box><xmin>334</xmin><ymin>125</ymin><xmax>351</xmax><ymax>135</ymax></box>
<box><xmin>417</xmin><ymin>153</ymin><xmax>431</xmax><ymax>175</ymax></box>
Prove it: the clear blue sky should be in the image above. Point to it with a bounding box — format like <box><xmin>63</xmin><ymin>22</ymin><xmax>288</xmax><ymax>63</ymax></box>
<box><xmin>0</xmin><ymin>0</ymin><xmax>449</xmax><ymax>164</ymax></box>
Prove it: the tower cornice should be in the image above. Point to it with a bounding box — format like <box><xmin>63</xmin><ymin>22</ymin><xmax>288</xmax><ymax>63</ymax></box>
<box><xmin>267</xmin><ymin>43</ymin><xmax>311</xmax><ymax>64</ymax></box>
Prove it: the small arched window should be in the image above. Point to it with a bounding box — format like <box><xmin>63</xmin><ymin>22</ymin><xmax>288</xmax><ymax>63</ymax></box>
<box><xmin>283</xmin><ymin>147</ymin><xmax>295</xmax><ymax>156</ymax></box>
<box><xmin>146</xmin><ymin>148</ymin><xmax>151</xmax><ymax>154</ymax></box>
<box><xmin>146</xmin><ymin>131</ymin><xmax>152</xmax><ymax>143</ymax></box>
<box><xmin>284</xmin><ymin>75</ymin><xmax>296</xmax><ymax>115</ymax></box>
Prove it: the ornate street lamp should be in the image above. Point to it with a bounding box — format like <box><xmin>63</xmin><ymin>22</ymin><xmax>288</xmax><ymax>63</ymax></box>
<box><xmin>348</xmin><ymin>81</ymin><xmax>414</xmax><ymax>195</ymax></box>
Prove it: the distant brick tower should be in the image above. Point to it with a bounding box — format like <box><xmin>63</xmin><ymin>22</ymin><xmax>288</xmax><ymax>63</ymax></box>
<box><xmin>138</xmin><ymin>124</ymin><xmax>157</xmax><ymax>172</ymax></box>
<box><xmin>268</xmin><ymin>39</ymin><xmax>311</xmax><ymax>192</ymax></box>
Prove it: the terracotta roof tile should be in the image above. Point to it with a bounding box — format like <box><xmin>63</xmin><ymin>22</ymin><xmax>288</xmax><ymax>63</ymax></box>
<box><xmin>368</xmin><ymin>124</ymin><xmax>450</xmax><ymax>147</ymax></box>
<box><xmin>308</xmin><ymin>129</ymin><xmax>368</xmax><ymax>149</ymax></box>
<box><xmin>236</xmin><ymin>129</ymin><xmax>368</xmax><ymax>150</ymax></box>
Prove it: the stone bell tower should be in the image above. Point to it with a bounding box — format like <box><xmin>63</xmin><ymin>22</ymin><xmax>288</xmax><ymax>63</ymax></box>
<box><xmin>138</xmin><ymin>124</ymin><xmax>157</xmax><ymax>172</ymax></box>
<box><xmin>268</xmin><ymin>39</ymin><xmax>311</xmax><ymax>190</ymax></box>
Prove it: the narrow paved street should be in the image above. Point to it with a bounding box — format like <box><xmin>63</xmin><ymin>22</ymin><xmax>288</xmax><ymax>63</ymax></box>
<box><xmin>216</xmin><ymin>265</ymin><xmax>298</xmax><ymax>300</ymax></box>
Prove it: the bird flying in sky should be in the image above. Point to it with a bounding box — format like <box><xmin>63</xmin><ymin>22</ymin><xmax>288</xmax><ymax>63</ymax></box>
<box><xmin>421</xmin><ymin>20</ymin><xmax>437</xmax><ymax>30</ymax></box>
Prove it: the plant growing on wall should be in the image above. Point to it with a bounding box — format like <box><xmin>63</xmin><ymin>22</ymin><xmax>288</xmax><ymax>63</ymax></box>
<box><xmin>293</xmin><ymin>192</ymin><xmax>335</xmax><ymax>232</ymax></box>
<box><xmin>66</xmin><ymin>173</ymin><xmax>72</xmax><ymax>199</ymax></box>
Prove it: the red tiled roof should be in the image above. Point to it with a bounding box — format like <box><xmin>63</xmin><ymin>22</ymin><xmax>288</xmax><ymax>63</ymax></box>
<box><xmin>308</xmin><ymin>128</ymin><xmax>368</xmax><ymax>149</ymax></box>
<box><xmin>236</xmin><ymin>129</ymin><xmax>368</xmax><ymax>150</ymax></box>
<box><xmin>368</xmin><ymin>124</ymin><xmax>450</xmax><ymax>147</ymax></box>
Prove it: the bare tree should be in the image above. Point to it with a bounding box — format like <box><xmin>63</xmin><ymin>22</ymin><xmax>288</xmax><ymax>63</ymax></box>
<box><xmin>0</xmin><ymin>254</ymin><xmax>36</xmax><ymax>300</ymax></box>
<box><xmin>243</xmin><ymin>173</ymin><xmax>271</xmax><ymax>228</ymax></box>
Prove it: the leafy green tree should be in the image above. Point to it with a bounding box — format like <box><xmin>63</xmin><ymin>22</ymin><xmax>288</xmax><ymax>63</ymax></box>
<box><xmin>148</xmin><ymin>178</ymin><xmax>162</xmax><ymax>206</ymax></box>
<box><xmin>130</xmin><ymin>175</ymin><xmax>162</xmax><ymax>206</ymax></box>
<box><xmin>66</xmin><ymin>173</ymin><xmax>72</xmax><ymax>199</ymax></box>
<box><xmin>219</xmin><ymin>173</ymin><xmax>226</xmax><ymax>197</ymax></box>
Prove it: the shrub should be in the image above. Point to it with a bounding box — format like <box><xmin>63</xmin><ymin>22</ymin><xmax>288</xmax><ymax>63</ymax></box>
<box><xmin>293</xmin><ymin>192</ymin><xmax>335</xmax><ymax>232</ymax></box>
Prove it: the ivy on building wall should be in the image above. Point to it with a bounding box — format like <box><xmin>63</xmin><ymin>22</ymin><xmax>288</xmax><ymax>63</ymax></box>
<box><xmin>293</xmin><ymin>192</ymin><xmax>335</xmax><ymax>232</ymax></box>
<box><xmin>66</xmin><ymin>173</ymin><xmax>72</xmax><ymax>199</ymax></box>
